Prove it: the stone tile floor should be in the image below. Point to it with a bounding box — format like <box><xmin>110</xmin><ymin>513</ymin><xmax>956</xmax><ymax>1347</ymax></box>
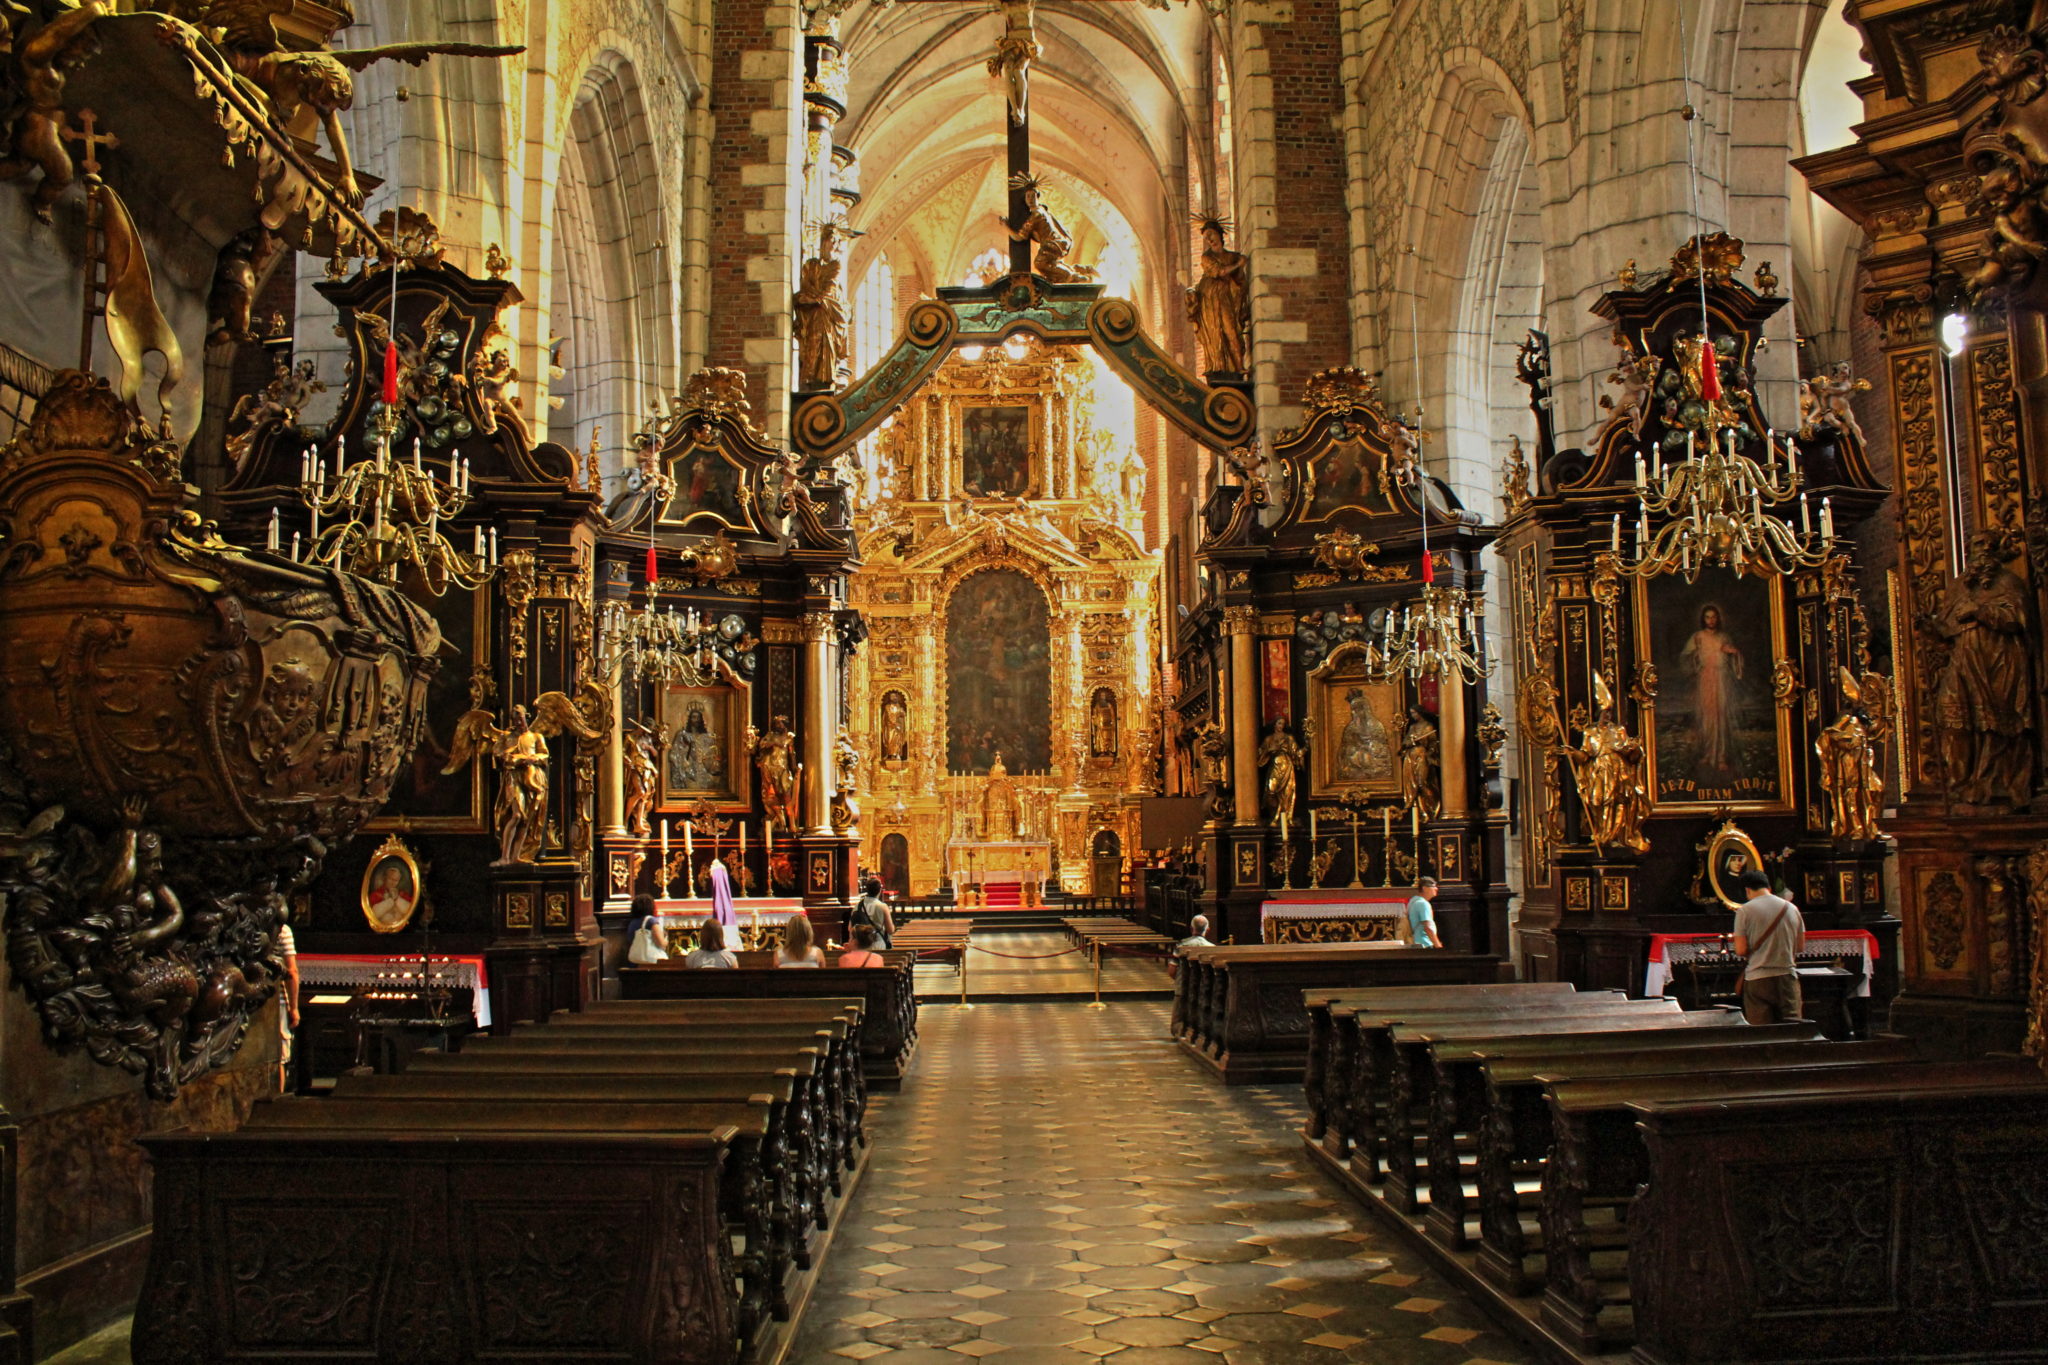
<box><xmin>788</xmin><ymin>999</ymin><xmax>1535</xmax><ymax>1364</ymax></box>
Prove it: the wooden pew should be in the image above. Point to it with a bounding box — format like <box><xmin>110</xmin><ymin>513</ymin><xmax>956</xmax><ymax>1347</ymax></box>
<box><xmin>1459</xmin><ymin>1031</ymin><xmax>1915</xmax><ymax>1290</ymax></box>
<box><xmin>135</xmin><ymin>1124</ymin><xmax>738</xmax><ymax>1363</ymax></box>
<box><xmin>1536</xmin><ymin>1058</ymin><xmax>2035</xmax><ymax>1351</ymax></box>
<box><xmin>1320</xmin><ymin>991</ymin><xmax>1635</xmax><ymax>1177</ymax></box>
<box><xmin>453</xmin><ymin>1025</ymin><xmax>865</xmax><ymax>1188</ymax></box>
<box><xmin>408</xmin><ymin>1043</ymin><xmax>841</xmax><ymax>1235</ymax></box>
<box><xmin>1173</xmin><ymin>945</ymin><xmax>1512</xmax><ymax>1084</ymax></box>
<box><xmin>247</xmin><ymin>1095</ymin><xmax>785</xmax><ymax>1339</ymax></box>
<box><xmin>1374</xmin><ymin>1000</ymin><xmax>1700</xmax><ymax>1210</ymax></box>
<box><xmin>1625</xmin><ymin>1064</ymin><xmax>2048</xmax><ymax>1365</ymax></box>
<box><xmin>615</xmin><ymin>965</ymin><xmax>919</xmax><ymax>1087</ymax></box>
<box><xmin>1303</xmin><ymin>983</ymin><xmax>1578</xmax><ymax>1146</ymax></box>
<box><xmin>329</xmin><ymin>1069</ymin><xmax>818</xmax><ymax>1319</ymax></box>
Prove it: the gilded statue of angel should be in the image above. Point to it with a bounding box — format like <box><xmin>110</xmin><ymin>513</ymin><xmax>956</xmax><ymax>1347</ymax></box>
<box><xmin>160</xmin><ymin>0</ymin><xmax>522</xmax><ymax>205</ymax></box>
<box><xmin>445</xmin><ymin>688</ymin><xmax>606</xmax><ymax>865</ymax></box>
<box><xmin>1559</xmin><ymin>673</ymin><xmax>1650</xmax><ymax>855</ymax></box>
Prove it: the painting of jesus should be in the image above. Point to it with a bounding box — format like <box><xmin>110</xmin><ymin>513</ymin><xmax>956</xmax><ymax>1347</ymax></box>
<box><xmin>1637</xmin><ymin>568</ymin><xmax>1790</xmax><ymax>810</ymax></box>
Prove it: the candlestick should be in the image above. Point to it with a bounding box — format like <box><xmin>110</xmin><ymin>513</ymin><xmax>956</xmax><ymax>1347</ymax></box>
<box><xmin>1310</xmin><ymin>808</ymin><xmax>1318</xmax><ymax>844</ymax></box>
<box><xmin>740</xmin><ymin>821</ymin><xmax>747</xmax><ymax>861</ymax></box>
<box><xmin>684</xmin><ymin>819</ymin><xmax>694</xmax><ymax>864</ymax></box>
<box><xmin>1382</xmin><ymin>807</ymin><xmax>1392</xmax><ymax>839</ymax></box>
<box><xmin>290</xmin><ymin>531</ymin><xmax>301</xmax><ymax>561</ymax></box>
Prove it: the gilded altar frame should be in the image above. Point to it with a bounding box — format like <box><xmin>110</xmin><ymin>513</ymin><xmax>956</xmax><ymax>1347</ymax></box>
<box><xmin>657</xmin><ymin>661</ymin><xmax>752</xmax><ymax>812</ymax></box>
<box><xmin>1631</xmin><ymin>570</ymin><xmax>1795</xmax><ymax>814</ymax></box>
<box><xmin>1306</xmin><ymin>642</ymin><xmax>1408</xmax><ymax>801</ymax></box>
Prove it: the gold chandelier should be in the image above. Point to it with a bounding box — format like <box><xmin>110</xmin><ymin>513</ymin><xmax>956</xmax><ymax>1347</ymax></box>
<box><xmin>1367</xmin><ymin>579</ymin><xmax>1490</xmax><ymax>684</ymax></box>
<box><xmin>1608</xmin><ymin>410</ymin><xmax>1836</xmax><ymax>582</ymax></box>
<box><xmin>594</xmin><ymin>469</ymin><xmax>720</xmax><ymax>685</ymax></box>
<box><xmin>288</xmin><ymin>418</ymin><xmax>495</xmax><ymax>594</ymax></box>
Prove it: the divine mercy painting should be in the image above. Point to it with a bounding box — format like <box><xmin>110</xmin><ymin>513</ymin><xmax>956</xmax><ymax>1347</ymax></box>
<box><xmin>1638</xmin><ymin>568</ymin><xmax>1790</xmax><ymax>809</ymax></box>
<box><xmin>961</xmin><ymin>405</ymin><xmax>1031</xmax><ymax>495</ymax></box>
<box><xmin>946</xmin><ymin>568</ymin><xmax>1052</xmax><ymax>774</ymax></box>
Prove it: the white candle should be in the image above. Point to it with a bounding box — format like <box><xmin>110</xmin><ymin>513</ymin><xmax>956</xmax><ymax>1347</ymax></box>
<box><xmin>268</xmin><ymin>508</ymin><xmax>280</xmax><ymax>551</ymax></box>
<box><xmin>684</xmin><ymin>820</ymin><xmax>694</xmax><ymax>862</ymax></box>
<box><xmin>413</xmin><ymin>439</ymin><xmax>423</xmax><ymax>472</ymax></box>
<box><xmin>660</xmin><ymin>817</ymin><xmax>669</xmax><ymax>862</ymax></box>
<box><xmin>489</xmin><ymin>528</ymin><xmax>498</xmax><ymax>565</ymax></box>
<box><xmin>290</xmin><ymin>531</ymin><xmax>301</xmax><ymax>561</ymax></box>
<box><xmin>1311</xmin><ymin>808</ymin><xmax>1318</xmax><ymax>843</ymax></box>
<box><xmin>740</xmin><ymin>821</ymin><xmax>747</xmax><ymax>860</ymax></box>
<box><xmin>1411</xmin><ymin>805</ymin><xmax>1420</xmax><ymax>839</ymax></box>
<box><xmin>1610</xmin><ymin>514</ymin><xmax>1621</xmax><ymax>553</ymax></box>
<box><xmin>1280</xmin><ymin>810</ymin><xmax>1288</xmax><ymax>846</ymax></box>
<box><xmin>1821</xmin><ymin>498</ymin><xmax>1835</xmax><ymax>542</ymax></box>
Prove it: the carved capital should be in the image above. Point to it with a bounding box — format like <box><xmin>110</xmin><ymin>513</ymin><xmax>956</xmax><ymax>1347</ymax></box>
<box><xmin>1865</xmin><ymin>286</ymin><xmax>1938</xmax><ymax>349</ymax></box>
<box><xmin>1221</xmin><ymin>605</ymin><xmax>1259</xmax><ymax>636</ymax></box>
<box><xmin>801</xmin><ymin>610</ymin><xmax>836</xmax><ymax>643</ymax></box>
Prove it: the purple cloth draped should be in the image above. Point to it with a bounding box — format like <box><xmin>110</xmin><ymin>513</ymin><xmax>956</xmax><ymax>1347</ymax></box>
<box><xmin>709</xmin><ymin>859</ymin><xmax>737</xmax><ymax>927</ymax></box>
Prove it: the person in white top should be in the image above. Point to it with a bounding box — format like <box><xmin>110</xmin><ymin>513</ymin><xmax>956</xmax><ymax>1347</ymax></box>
<box><xmin>776</xmin><ymin>913</ymin><xmax>825</xmax><ymax>968</ymax></box>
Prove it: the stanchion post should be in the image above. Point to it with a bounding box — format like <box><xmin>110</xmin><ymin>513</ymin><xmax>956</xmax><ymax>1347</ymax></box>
<box><xmin>1088</xmin><ymin>940</ymin><xmax>1106</xmax><ymax>1009</ymax></box>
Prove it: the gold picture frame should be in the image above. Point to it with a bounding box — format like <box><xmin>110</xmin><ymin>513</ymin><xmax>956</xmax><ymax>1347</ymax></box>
<box><xmin>360</xmin><ymin>834</ymin><xmax>422</xmax><ymax>934</ymax></box>
<box><xmin>1307</xmin><ymin>643</ymin><xmax>1405</xmax><ymax>799</ymax></box>
<box><xmin>658</xmin><ymin>673</ymin><xmax>750</xmax><ymax>810</ymax></box>
<box><xmin>658</xmin><ymin>441</ymin><xmax>755</xmax><ymax>535</ymax></box>
<box><xmin>1632</xmin><ymin>568</ymin><xmax>1794</xmax><ymax>813</ymax></box>
<box><xmin>1704</xmin><ymin>820</ymin><xmax>1764</xmax><ymax>910</ymax></box>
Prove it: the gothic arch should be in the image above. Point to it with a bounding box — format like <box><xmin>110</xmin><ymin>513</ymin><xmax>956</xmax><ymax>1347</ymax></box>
<box><xmin>547</xmin><ymin>53</ymin><xmax>673</xmax><ymax>468</ymax></box>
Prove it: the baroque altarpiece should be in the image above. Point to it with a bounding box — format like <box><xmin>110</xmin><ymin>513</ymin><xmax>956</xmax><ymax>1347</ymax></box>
<box><xmin>846</xmin><ymin>343</ymin><xmax>1162</xmax><ymax>901</ymax></box>
<box><xmin>1178</xmin><ymin>371</ymin><xmax>1512</xmax><ymax>951</ymax></box>
<box><xmin>1497</xmin><ymin>235</ymin><xmax>1898</xmax><ymax>999</ymax></box>
<box><xmin>1796</xmin><ymin>0</ymin><xmax>2048</xmax><ymax>1056</ymax></box>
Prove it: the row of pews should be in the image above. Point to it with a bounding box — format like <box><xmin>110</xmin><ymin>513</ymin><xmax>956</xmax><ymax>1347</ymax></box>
<box><xmin>1175</xmin><ymin>942</ymin><xmax>1511</xmax><ymax>1083</ymax></box>
<box><xmin>1061</xmin><ymin>916</ymin><xmax>1173</xmax><ymax>964</ymax></box>
<box><xmin>622</xmin><ymin>954</ymin><xmax>919</xmax><ymax>1085</ymax></box>
<box><xmin>1300</xmin><ymin>981</ymin><xmax>2048</xmax><ymax>1364</ymax></box>
<box><xmin>133</xmin><ymin>997</ymin><xmax>876</xmax><ymax>1364</ymax></box>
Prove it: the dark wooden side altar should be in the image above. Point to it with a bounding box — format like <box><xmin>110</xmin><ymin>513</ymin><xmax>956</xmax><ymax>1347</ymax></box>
<box><xmin>1795</xmin><ymin>0</ymin><xmax>2048</xmax><ymax>1057</ymax></box>
<box><xmin>590</xmin><ymin>370</ymin><xmax>865</xmax><ymax>945</ymax></box>
<box><xmin>1177</xmin><ymin>370</ymin><xmax>1511</xmax><ymax>952</ymax></box>
<box><xmin>1496</xmin><ymin>235</ymin><xmax>1899</xmax><ymax>999</ymax></box>
<box><xmin>220</xmin><ymin>225</ymin><xmax>609</xmax><ymax>1027</ymax></box>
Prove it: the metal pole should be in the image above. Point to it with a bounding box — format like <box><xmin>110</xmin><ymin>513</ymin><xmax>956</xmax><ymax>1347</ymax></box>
<box><xmin>1088</xmin><ymin>940</ymin><xmax>1105</xmax><ymax>1009</ymax></box>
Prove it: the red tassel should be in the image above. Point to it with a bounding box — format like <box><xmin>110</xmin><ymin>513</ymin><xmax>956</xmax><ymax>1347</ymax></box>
<box><xmin>645</xmin><ymin>543</ymin><xmax>658</xmax><ymax>585</ymax></box>
<box><xmin>1420</xmin><ymin>550</ymin><xmax>1435</xmax><ymax>584</ymax></box>
<box><xmin>382</xmin><ymin>343</ymin><xmax>400</xmax><ymax>405</ymax></box>
<box><xmin>1699</xmin><ymin>344</ymin><xmax>1722</xmax><ymax>402</ymax></box>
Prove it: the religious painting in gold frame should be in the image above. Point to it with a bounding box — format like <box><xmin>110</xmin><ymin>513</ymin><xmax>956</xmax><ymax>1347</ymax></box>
<box><xmin>368</xmin><ymin>584</ymin><xmax>488</xmax><ymax>832</ymax></box>
<box><xmin>1307</xmin><ymin>645</ymin><xmax>1404</xmax><ymax>799</ymax></box>
<box><xmin>658</xmin><ymin>677</ymin><xmax>749</xmax><ymax>810</ymax></box>
<box><xmin>1632</xmin><ymin>568</ymin><xmax>1793</xmax><ymax>812</ymax></box>
<box><xmin>659</xmin><ymin>442</ymin><xmax>753</xmax><ymax>534</ymax></box>
<box><xmin>1299</xmin><ymin>437</ymin><xmax>1399</xmax><ymax>522</ymax></box>
<box><xmin>958</xmin><ymin>404</ymin><xmax>1037</xmax><ymax>497</ymax></box>
<box><xmin>360</xmin><ymin>834</ymin><xmax>422</xmax><ymax>934</ymax></box>
<box><xmin>1703</xmin><ymin>821</ymin><xmax>1765</xmax><ymax>910</ymax></box>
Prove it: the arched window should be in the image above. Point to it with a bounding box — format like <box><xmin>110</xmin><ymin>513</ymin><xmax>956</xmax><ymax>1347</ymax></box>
<box><xmin>853</xmin><ymin>252</ymin><xmax>895</xmax><ymax>375</ymax></box>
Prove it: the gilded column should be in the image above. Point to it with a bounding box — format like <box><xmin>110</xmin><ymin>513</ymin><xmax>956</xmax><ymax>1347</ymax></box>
<box><xmin>1439</xmin><ymin>680</ymin><xmax>1469</xmax><ymax>818</ymax></box>
<box><xmin>1224</xmin><ymin>605</ymin><xmax>1260</xmax><ymax>826</ymax></box>
<box><xmin>1064</xmin><ymin>609</ymin><xmax>1085</xmax><ymax>787</ymax></box>
<box><xmin>600</xmin><ymin>688</ymin><xmax>627</xmax><ymax>836</ymax></box>
<box><xmin>802</xmin><ymin>610</ymin><xmax>838</xmax><ymax>836</ymax></box>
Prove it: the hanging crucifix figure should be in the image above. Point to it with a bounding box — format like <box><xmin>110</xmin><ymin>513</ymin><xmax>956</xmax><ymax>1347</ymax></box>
<box><xmin>988</xmin><ymin>0</ymin><xmax>1039</xmax><ymax>127</ymax></box>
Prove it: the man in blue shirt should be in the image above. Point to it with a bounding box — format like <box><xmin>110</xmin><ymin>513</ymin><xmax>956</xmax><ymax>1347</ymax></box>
<box><xmin>1407</xmin><ymin>876</ymin><xmax>1440</xmax><ymax>948</ymax></box>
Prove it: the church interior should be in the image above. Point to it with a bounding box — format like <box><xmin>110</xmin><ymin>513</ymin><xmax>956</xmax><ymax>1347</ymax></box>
<box><xmin>2</xmin><ymin>0</ymin><xmax>2047</xmax><ymax>1362</ymax></box>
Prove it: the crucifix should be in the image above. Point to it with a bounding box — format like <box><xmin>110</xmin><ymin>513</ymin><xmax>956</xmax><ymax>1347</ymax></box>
<box><xmin>894</xmin><ymin>0</ymin><xmax>1095</xmax><ymax>281</ymax></box>
<box><xmin>60</xmin><ymin>108</ymin><xmax>122</xmax><ymax>371</ymax></box>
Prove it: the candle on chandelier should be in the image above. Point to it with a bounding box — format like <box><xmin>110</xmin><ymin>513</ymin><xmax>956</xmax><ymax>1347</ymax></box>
<box><xmin>473</xmin><ymin>526</ymin><xmax>485</xmax><ymax>559</ymax></box>
<box><xmin>1610</xmin><ymin>513</ymin><xmax>1620</xmax><ymax>553</ymax></box>
<box><xmin>290</xmin><ymin>531</ymin><xmax>301</xmax><ymax>561</ymax></box>
<box><xmin>1799</xmin><ymin>492</ymin><xmax>1811</xmax><ymax>534</ymax></box>
<box><xmin>1634</xmin><ymin>454</ymin><xmax>1646</xmax><ymax>490</ymax></box>
<box><xmin>268</xmin><ymin>508</ymin><xmax>280</xmax><ymax>551</ymax></box>
<box><xmin>413</xmin><ymin>439</ymin><xmax>423</xmax><ymax>472</ymax></box>
<box><xmin>1821</xmin><ymin>498</ymin><xmax>1835</xmax><ymax>542</ymax></box>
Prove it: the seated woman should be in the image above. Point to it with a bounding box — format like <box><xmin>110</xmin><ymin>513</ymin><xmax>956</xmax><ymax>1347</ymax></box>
<box><xmin>685</xmin><ymin>918</ymin><xmax>738</xmax><ymax>969</ymax></box>
<box><xmin>837</xmin><ymin>923</ymin><xmax>887</xmax><ymax>968</ymax></box>
<box><xmin>626</xmin><ymin>893</ymin><xmax>669</xmax><ymax>964</ymax></box>
<box><xmin>776</xmin><ymin>913</ymin><xmax>825</xmax><ymax>968</ymax></box>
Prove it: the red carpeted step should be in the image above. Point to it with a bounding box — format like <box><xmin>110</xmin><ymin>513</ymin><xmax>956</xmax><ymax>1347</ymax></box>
<box><xmin>981</xmin><ymin>883</ymin><xmax>1023</xmax><ymax>907</ymax></box>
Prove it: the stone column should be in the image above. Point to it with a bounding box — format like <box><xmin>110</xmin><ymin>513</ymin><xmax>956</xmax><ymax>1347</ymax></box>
<box><xmin>1225</xmin><ymin>606</ymin><xmax>1260</xmax><ymax>825</ymax></box>
<box><xmin>802</xmin><ymin>610</ymin><xmax>837</xmax><ymax>836</ymax></box>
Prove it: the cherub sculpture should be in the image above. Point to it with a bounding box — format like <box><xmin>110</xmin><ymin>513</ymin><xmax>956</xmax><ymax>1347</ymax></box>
<box><xmin>1803</xmin><ymin>360</ymin><xmax>1871</xmax><ymax>445</ymax></box>
<box><xmin>226</xmin><ymin>355</ymin><xmax>325</xmax><ymax>469</ymax></box>
<box><xmin>444</xmin><ymin>688</ymin><xmax>606</xmax><ymax>864</ymax></box>
<box><xmin>160</xmin><ymin>0</ymin><xmax>521</xmax><ymax>205</ymax></box>
<box><xmin>0</xmin><ymin>0</ymin><xmax>104</xmax><ymax>219</ymax></box>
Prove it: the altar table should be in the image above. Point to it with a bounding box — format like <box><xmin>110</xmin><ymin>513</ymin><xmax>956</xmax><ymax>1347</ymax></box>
<box><xmin>654</xmin><ymin>897</ymin><xmax>807</xmax><ymax>951</ymax></box>
<box><xmin>296</xmin><ymin>953</ymin><xmax>492</xmax><ymax>1027</ymax></box>
<box><xmin>1260</xmin><ymin>894</ymin><xmax>1410</xmax><ymax>944</ymax></box>
<box><xmin>1644</xmin><ymin>928</ymin><xmax>1880</xmax><ymax>998</ymax></box>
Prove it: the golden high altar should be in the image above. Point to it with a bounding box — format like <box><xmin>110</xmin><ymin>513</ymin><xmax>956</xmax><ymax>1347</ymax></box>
<box><xmin>846</xmin><ymin>343</ymin><xmax>1163</xmax><ymax>897</ymax></box>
